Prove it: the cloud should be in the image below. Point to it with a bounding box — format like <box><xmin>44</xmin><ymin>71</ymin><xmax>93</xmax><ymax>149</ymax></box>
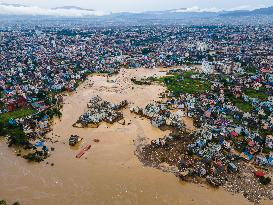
<box><xmin>172</xmin><ymin>5</ymin><xmax>268</xmax><ymax>13</ymax></box>
<box><xmin>173</xmin><ymin>6</ymin><xmax>222</xmax><ymax>13</ymax></box>
<box><xmin>0</xmin><ymin>3</ymin><xmax>109</xmax><ymax>16</ymax></box>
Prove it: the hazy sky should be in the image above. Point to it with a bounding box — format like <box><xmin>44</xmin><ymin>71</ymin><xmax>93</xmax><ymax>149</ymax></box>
<box><xmin>2</xmin><ymin>0</ymin><xmax>273</xmax><ymax>12</ymax></box>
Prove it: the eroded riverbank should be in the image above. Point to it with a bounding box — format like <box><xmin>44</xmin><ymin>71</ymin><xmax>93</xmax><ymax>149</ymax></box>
<box><xmin>0</xmin><ymin>68</ymin><xmax>265</xmax><ymax>205</ymax></box>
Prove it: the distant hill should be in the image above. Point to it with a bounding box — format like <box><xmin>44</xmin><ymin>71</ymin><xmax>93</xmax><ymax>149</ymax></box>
<box><xmin>252</xmin><ymin>6</ymin><xmax>273</xmax><ymax>15</ymax></box>
<box><xmin>221</xmin><ymin>6</ymin><xmax>273</xmax><ymax>16</ymax></box>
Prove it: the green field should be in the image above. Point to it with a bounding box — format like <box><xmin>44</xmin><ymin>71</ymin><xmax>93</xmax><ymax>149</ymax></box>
<box><xmin>155</xmin><ymin>71</ymin><xmax>211</xmax><ymax>96</ymax></box>
<box><xmin>235</xmin><ymin>102</ymin><xmax>253</xmax><ymax>113</ymax></box>
<box><xmin>0</xmin><ymin>108</ymin><xmax>35</xmax><ymax>124</ymax></box>
<box><xmin>244</xmin><ymin>88</ymin><xmax>268</xmax><ymax>100</ymax></box>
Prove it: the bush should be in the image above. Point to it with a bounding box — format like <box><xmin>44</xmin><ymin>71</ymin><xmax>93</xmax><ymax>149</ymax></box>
<box><xmin>8</xmin><ymin>130</ymin><xmax>30</xmax><ymax>147</ymax></box>
<box><xmin>262</xmin><ymin>147</ymin><xmax>272</xmax><ymax>154</ymax></box>
<box><xmin>23</xmin><ymin>151</ymin><xmax>47</xmax><ymax>162</ymax></box>
<box><xmin>259</xmin><ymin>176</ymin><xmax>271</xmax><ymax>185</ymax></box>
<box><xmin>0</xmin><ymin>122</ymin><xmax>5</xmax><ymax>136</ymax></box>
<box><xmin>0</xmin><ymin>200</ymin><xmax>7</xmax><ymax>205</ymax></box>
<box><xmin>131</xmin><ymin>78</ymin><xmax>151</xmax><ymax>85</ymax></box>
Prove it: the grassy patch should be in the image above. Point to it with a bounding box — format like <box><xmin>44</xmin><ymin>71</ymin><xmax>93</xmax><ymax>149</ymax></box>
<box><xmin>244</xmin><ymin>88</ymin><xmax>268</xmax><ymax>100</ymax></box>
<box><xmin>244</xmin><ymin>65</ymin><xmax>257</xmax><ymax>74</ymax></box>
<box><xmin>0</xmin><ymin>108</ymin><xmax>35</xmax><ymax>124</ymax></box>
<box><xmin>226</xmin><ymin>93</ymin><xmax>253</xmax><ymax>113</ymax></box>
<box><xmin>235</xmin><ymin>102</ymin><xmax>253</xmax><ymax>113</ymax></box>
<box><xmin>154</xmin><ymin>71</ymin><xmax>211</xmax><ymax>96</ymax></box>
<box><xmin>259</xmin><ymin>129</ymin><xmax>273</xmax><ymax>137</ymax></box>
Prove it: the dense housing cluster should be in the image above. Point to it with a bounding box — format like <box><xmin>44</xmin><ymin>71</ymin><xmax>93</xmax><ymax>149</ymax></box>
<box><xmin>76</xmin><ymin>96</ymin><xmax>128</xmax><ymax>127</ymax></box>
<box><xmin>138</xmin><ymin>65</ymin><xmax>272</xmax><ymax>203</ymax></box>
<box><xmin>0</xmin><ymin>25</ymin><xmax>271</xmax><ymax>114</ymax></box>
<box><xmin>130</xmin><ymin>103</ymin><xmax>185</xmax><ymax>130</ymax></box>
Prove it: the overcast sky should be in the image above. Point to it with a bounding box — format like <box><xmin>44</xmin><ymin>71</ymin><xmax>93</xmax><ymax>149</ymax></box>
<box><xmin>1</xmin><ymin>0</ymin><xmax>273</xmax><ymax>12</ymax></box>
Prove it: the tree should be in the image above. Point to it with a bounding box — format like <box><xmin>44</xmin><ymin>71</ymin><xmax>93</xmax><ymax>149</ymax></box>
<box><xmin>208</xmin><ymin>54</ymin><xmax>214</xmax><ymax>62</ymax></box>
<box><xmin>260</xmin><ymin>176</ymin><xmax>271</xmax><ymax>185</ymax></box>
<box><xmin>7</xmin><ymin>127</ymin><xmax>29</xmax><ymax>147</ymax></box>
<box><xmin>0</xmin><ymin>200</ymin><xmax>7</xmax><ymax>205</ymax></box>
<box><xmin>0</xmin><ymin>122</ymin><xmax>4</xmax><ymax>135</ymax></box>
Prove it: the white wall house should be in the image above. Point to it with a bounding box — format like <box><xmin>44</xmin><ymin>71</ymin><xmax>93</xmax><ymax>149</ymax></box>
<box><xmin>201</xmin><ymin>61</ymin><xmax>213</xmax><ymax>74</ymax></box>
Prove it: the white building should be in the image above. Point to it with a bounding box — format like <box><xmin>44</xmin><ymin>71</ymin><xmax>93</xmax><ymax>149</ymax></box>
<box><xmin>201</xmin><ymin>61</ymin><xmax>213</xmax><ymax>74</ymax></box>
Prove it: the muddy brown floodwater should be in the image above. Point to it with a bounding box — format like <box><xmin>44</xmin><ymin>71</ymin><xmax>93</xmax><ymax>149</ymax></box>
<box><xmin>0</xmin><ymin>68</ymin><xmax>265</xmax><ymax>205</ymax></box>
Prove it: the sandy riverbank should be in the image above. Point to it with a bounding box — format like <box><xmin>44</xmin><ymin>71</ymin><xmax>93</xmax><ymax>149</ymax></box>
<box><xmin>0</xmin><ymin>68</ymin><xmax>266</xmax><ymax>205</ymax></box>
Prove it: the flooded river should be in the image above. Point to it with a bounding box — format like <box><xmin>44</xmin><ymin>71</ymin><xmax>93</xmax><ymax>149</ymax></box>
<box><xmin>0</xmin><ymin>68</ymin><xmax>259</xmax><ymax>205</ymax></box>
